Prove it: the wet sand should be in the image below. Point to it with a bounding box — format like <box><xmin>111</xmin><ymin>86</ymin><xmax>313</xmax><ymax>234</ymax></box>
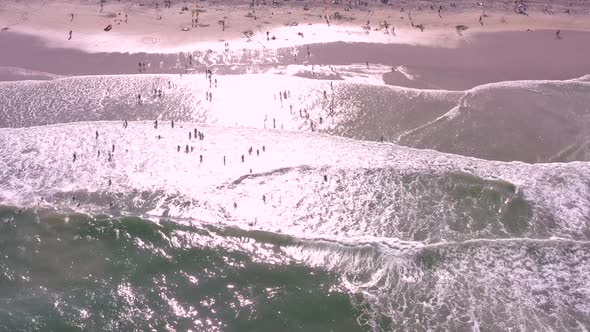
<box><xmin>2</xmin><ymin>0</ymin><xmax>590</xmax><ymax>89</ymax></box>
<box><xmin>2</xmin><ymin>29</ymin><xmax>590</xmax><ymax>90</ymax></box>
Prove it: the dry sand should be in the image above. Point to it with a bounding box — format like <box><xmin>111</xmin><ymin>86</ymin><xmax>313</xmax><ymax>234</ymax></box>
<box><xmin>1</xmin><ymin>0</ymin><xmax>590</xmax><ymax>53</ymax></box>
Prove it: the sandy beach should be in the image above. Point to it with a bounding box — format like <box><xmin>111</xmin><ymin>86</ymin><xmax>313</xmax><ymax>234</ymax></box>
<box><xmin>2</xmin><ymin>0</ymin><xmax>590</xmax><ymax>53</ymax></box>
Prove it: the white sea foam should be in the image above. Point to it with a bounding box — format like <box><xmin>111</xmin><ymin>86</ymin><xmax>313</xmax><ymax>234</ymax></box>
<box><xmin>2</xmin><ymin>72</ymin><xmax>590</xmax><ymax>331</ymax></box>
<box><xmin>0</xmin><ymin>66</ymin><xmax>62</xmax><ymax>81</ymax></box>
<box><xmin>394</xmin><ymin>65</ymin><xmax>416</xmax><ymax>81</ymax></box>
<box><xmin>0</xmin><ymin>121</ymin><xmax>588</xmax><ymax>242</ymax></box>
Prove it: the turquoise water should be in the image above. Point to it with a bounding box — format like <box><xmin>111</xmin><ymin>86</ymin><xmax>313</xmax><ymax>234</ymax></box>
<box><xmin>0</xmin><ymin>206</ymin><xmax>364</xmax><ymax>331</ymax></box>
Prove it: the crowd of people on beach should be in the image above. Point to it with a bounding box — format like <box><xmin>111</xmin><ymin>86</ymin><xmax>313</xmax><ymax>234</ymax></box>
<box><xmin>57</xmin><ymin>0</ymin><xmax>574</xmax><ymax>47</ymax></box>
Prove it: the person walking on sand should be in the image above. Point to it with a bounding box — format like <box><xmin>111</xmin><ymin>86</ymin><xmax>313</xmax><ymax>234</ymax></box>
<box><xmin>68</xmin><ymin>30</ymin><xmax>72</xmax><ymax>40</ymax></box>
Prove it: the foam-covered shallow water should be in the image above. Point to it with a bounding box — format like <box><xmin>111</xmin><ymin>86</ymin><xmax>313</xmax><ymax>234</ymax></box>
<box><xmin>2</xmin><ymin>73</ymin><xmax>589</xmax><ymax>162</ymax></box>
<box><xmin>1</xmin><ymin>66</ymin><xmax>590</xmax><ymax>330</ymax></box>
<box><xmin>1</xmin><ymin>117</ymin><xmax>589</xmax><ymax>330</ymax></box>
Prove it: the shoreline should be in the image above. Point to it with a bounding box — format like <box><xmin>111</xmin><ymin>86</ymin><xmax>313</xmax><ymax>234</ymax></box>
<box><xmin>1</xmin><ymin>0</ymin><xmax>590</xmax><ymax>90</ymax></box>
<box><xmin>2</xmin><ymin>28</ymin><xmax>590</xmax><ymax>90</ymax></box>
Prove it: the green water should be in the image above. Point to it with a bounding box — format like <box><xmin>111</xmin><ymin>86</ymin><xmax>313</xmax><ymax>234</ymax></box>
<box><xmin>0</xmin><ymin>206</ymin><xmax>364</xmax><ymax>331</ymax></box>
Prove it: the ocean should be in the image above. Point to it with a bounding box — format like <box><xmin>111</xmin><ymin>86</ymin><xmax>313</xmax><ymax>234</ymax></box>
<box><xmin>0</xmin><ymin>206</ymin><xmax>363</xmax><ymax>331</ymax></box>
<box><xmin>1</xmin><ymin>69</ymin><xmax>590</xmax><ymax>331</ymax></box>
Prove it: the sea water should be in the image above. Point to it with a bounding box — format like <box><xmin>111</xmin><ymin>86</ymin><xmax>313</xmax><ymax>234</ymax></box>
<box><xmin>1</xmin><ymin>71</ymin><xmax>590</xmax><ymax>331</ymax></box>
